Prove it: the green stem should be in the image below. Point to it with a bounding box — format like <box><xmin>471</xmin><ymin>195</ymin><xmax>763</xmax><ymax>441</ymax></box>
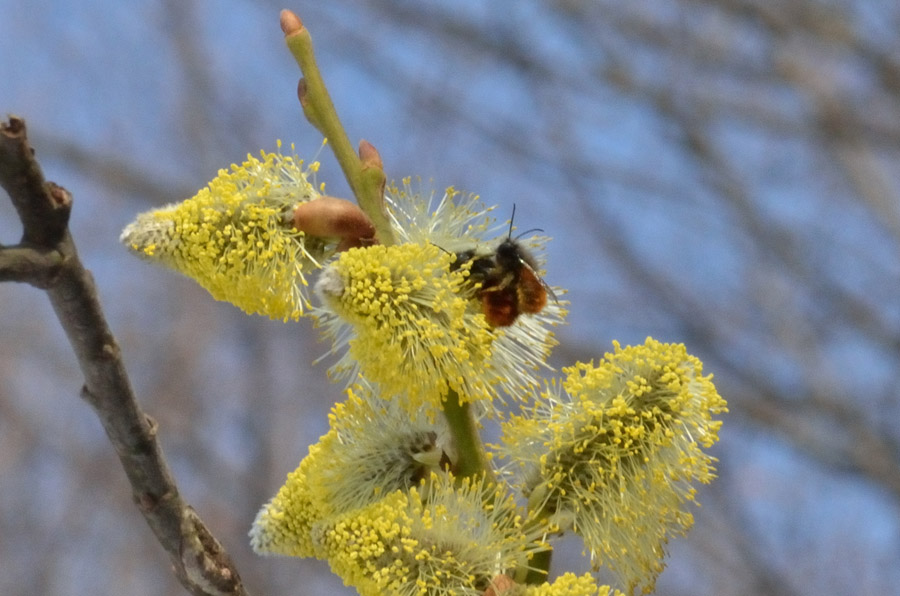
<box><xmin>520</xmin><ymin>549</ymin><xmax>552</xmax><ymax>585</ymax></box>
<box><xmin>441</xmin><ymin>390</ymin><xmax>491</xmax><ymax>480</ymax></box>
<box><xmin>517</xmin><ymin>493</ymin><xmax>556</xmax><ymax>583</ymax></box>
<box><xmin>284</xmin><ymin>27</ymin><xmax>395</xmax><ymax>246</ymax></box>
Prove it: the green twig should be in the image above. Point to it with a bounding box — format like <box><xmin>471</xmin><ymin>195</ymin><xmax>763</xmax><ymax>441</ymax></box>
<box><xmin>281</xmin><ymin>10</ymin><xmax>395</xmax><ymax>246</ymax></box>
<box><xmin>441</xmin><ymin>390</ymin><xmax>492</xmax><ymax>480</ymax></box>
<box><xmin>520</xmin><ymin>549</ymin><xmax>552</xmax><ymax>585</ymax></box>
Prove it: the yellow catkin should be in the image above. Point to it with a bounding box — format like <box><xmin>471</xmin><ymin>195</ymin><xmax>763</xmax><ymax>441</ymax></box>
<box><xmin>121</xmin><ymin>147</ymin><xmax>327</xmax><ymax>320</ymax></box>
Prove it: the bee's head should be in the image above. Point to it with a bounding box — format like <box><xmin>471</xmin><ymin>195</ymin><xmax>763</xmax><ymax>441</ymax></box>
<box><xmin>494</xmin><ymin>238</ymin><xmax>523</xmax><ymax>269</ymax></box>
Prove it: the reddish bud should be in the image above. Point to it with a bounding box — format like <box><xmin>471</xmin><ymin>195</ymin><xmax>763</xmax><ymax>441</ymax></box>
<box><xmin>483</xmin><ymin>575</ymin><xmax>517</xmax><ymax>596</ymax></box>
<box><xmin>279</xmin><ymin>9</ymin><xmax>303</xmax><ymax>36</ymax></box>
<box><xmin>358</xmin><ymin>139</ymin><xmax>383</xmax><ymax>170</ymax></box>
<box><xmin>292</xmin><ymin>197</ymin><xmax>376</xmax><ymax>250</ymax></box>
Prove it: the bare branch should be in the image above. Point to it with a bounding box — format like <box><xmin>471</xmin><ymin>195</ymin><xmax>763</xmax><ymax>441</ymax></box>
<box><xmin>0</xmin><ymin>117</ymin><xmax>71</xmax><ymax>246</ymax></box>
<box><xmin>0</xmin><ymin>243</ymin><xmax>64</xmax><ymax>287</ymax></box>
<box><xmin>0</xmin><ymin>116</ymin><xmax>250</xmax><ymax>596</ymax></box>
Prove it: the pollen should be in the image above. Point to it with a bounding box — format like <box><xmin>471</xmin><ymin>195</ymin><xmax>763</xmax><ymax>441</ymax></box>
<box><xmin>249</xmin><ymin>446</ymin><xmax>325</xmax><ymax>558</ymax></box>
<box><xmin>250</xmin><ymin>382</ymin><xmax>455</xmax><ymax>561</ymax></box>
<box><xmin>523</xmin><ymin>573</ymin><xmax>621</xmax><ymax>596</ymax></box>
<box><xmin>120</xmin><ymin>146</ymin><xmax>328</xmax><ymax>321</ymax></box>
<box><xmin>313</xmin><ymin>183</ymin><xmax>569</xmax><ymax>411</ymax></box>
<box><xmin>315</xmin><ymin>474</ymin><xmax>547</xmax><ymax>596</ymax></box>
<box><xmin>498</xmin><ymin>338</ymin><xmax>726</xmax><ymax>594</ymax></box>
<box><xmin>315</xmin><ymin>243</ymin><xmax>498</xmax><ymax>413</ymax></box>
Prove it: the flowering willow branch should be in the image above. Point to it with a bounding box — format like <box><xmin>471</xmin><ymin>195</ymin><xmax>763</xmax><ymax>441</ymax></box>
<box><xmin>278</xmin><ymin>8</ymin><xmax>561</xmax><ymax>493</ymax></box>
<box><xmin>280</xmin><ymin>9</ymin><xmax>395</xmax><ymax>247</ymax></box>
<box><xmin>0</xmin><ymin>116</ymin><xmax>249</xmax><ymax>596</ymax></box>
<box><xmin>112</xmin><ymin>10</ymin><xmax>726</xmax><ymax>594</ymax></box>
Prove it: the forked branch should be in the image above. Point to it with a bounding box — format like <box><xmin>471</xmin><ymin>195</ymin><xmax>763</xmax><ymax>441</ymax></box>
<box><xmin>0</xmin><ymin>116</ymin><xmax>250</xmax><ymax>596</ymax></box>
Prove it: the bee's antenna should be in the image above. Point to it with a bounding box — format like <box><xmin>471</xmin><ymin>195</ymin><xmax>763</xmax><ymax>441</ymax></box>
<box><xmin>515</xmin><ymin>227</ymin><xmax>544</xmax><ymax>240</ymax></box>
<box><xmin>430</xmin><ymin>241</ymin><xmax>450</xmax><ymax>254</ymax></box>
<box><xmin>508</xmin><ymin>205</ymin><xmax>544</xmax><ymax>240</ymax></box>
